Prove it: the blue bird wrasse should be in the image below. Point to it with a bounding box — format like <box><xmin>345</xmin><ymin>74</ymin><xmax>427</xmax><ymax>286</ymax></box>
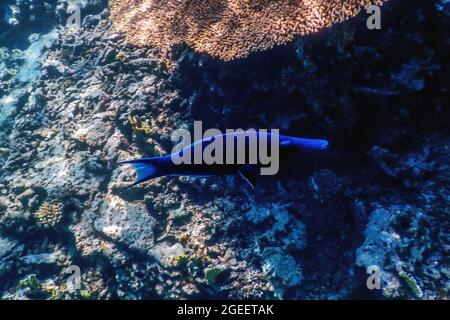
<box><xmin>118</xmin><ymin>131</ymin><xmax>328</xmax><ymax>190</ymax></box>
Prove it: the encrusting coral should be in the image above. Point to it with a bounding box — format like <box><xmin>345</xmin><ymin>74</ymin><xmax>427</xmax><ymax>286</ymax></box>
<box><xmin>109</xmin><ymin>0</ymin><xmax>387</xmax><ymax>60</ymax></box>
<box><xmin>128</xmin><ymin>115</ymin><xmax>154</xmax><ymax>136</ymax></box>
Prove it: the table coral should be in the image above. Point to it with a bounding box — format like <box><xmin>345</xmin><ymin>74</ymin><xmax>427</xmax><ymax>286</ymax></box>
<box><xmin>110</xmin><ymin>0</ymin><xmax>387</xmax><ymax>60</ymax></box>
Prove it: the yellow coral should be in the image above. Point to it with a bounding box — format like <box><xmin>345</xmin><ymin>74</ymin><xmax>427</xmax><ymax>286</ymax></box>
<box><xmin>128</xmin><ymin>115</ymin><xmax>154</xmax><ymax>136</ymax></box>
<box><xmin>178</xmin><ymin>234</ymin><xmax>189</xmax><ymax>245</ymax></box>
<box><xmin>115</xmin><ymin>51</ymin><xmax>129</xmax><ymax>62</ymax></box>
<box><xmin>110</xmin><ymin>0</ymin><xmax>387</xmax><ymax>61</ymax></box>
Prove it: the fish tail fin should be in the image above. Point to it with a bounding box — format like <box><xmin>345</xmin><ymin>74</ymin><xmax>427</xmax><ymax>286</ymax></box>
<box><xmin>117</xmin><ymin>157</ymin><xmax>166</xmax><ymax>188</ymax></box>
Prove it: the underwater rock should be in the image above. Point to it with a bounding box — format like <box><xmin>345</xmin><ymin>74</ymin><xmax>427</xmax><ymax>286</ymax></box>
<box><xmin>149</xmin><ymin>242</ymin><xmax>185</xmax><ymax>268</ymax></box>
<box><xmin>262</xmin><ymin>248</ymin><xmax>303</xmax><ymax>296</ymax></box>
<box><xmin>0</xmin><ymin>88</ymin><xmax>28</xmax><ymax>126</ymax></box>
<box><xmin>357</xmin><ymin>202</ymin><xmax>449</xmax><ymax>299</ymax></box>
<box><xmin>94</xmin><ymin>194</ymin><xmax>156</xmax><ymax>253</ymax></box>
<box><xmin>0</xmin><ymin>237</ymin><xmax>24</xmax><ymax>280</ymax></box>
<box><xmin>16</xmin><ymin>31</ymin><xmax>59</xmax><ymax>82</ymax></box>
<box><xmin>20</xmin><ymin>250</ymin><xmax>65</xmax><ymax>266</ymax></box>
<box><xmin>167</xmin><ymin>202</ymin><xmax>192</xmax><ymax>226</ymax></box>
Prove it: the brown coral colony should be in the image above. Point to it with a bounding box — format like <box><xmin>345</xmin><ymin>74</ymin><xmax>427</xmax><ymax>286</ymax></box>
<box><xmin>109</xmin><ymin>0</ymin><xmax>386</xmax><ymax>60</ymax></box>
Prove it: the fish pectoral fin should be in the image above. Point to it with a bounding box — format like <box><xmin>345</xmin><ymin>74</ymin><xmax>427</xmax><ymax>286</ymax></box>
<box><xmin>238</xmin><ymin>165</ymin><xmax>258</xmax><ymax>191</ymax></box>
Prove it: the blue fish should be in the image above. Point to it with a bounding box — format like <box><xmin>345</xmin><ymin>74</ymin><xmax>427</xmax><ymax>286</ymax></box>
<box><xmin>119</xmin><ymin>132</ymin><xmax>328</xmax><ymax>189</ymax></box>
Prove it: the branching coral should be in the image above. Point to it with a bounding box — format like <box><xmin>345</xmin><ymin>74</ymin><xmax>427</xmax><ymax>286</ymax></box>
<box><xmin>35</xmin><ymin>201</ymin><xmax>63</xmax><ymax>228</ymax></box>
<box><xmin>109</xmin><ymin>0</ymin><xmax>387</xmax><ymax>60</ymax></box>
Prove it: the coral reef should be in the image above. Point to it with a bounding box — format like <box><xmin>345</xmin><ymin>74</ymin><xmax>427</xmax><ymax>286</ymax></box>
<box><xmin>0</xmin><ymin>0</ymin><xmax>448</xmax><ymax>300</ymax></box>
<box><xmin>110</xmin><ymin>0</ymin><xmax>387</xmax><ymax>60</ymax></box>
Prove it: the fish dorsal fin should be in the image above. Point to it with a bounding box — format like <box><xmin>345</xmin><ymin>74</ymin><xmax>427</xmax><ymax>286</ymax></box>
<box><xmin>239</xmin><ymin>165</ymin><xmax>258</xmax><ymax>191</ymax></box>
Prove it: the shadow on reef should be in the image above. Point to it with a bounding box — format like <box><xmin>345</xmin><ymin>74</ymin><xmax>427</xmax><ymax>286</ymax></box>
<box><xmin>173</xmin><ymin>0</ymin><xmax>449</xmax><ymax>157</ymax></box>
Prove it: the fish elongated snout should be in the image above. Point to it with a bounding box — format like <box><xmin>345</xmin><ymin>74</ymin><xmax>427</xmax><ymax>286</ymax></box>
<box><xmin>292</xmin><ymin>138</ymin><xmax>329</xmax><ymax>150</ymax></box>
<box><xmin>316</xmin><ymin>140</ymin><xmax>329</xmax><ymax>150</ymax></box>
